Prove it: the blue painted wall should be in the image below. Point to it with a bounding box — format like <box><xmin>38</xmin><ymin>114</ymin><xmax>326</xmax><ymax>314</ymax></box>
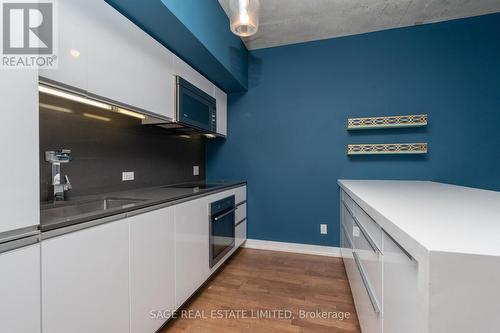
<box><xmin>161</xmin><ymin>0</ymin><xmax>248</xmax><ymax>90</ymax></box>
<box><xmin>106</xmin><ymin>0</ymin><xmax>248</xmax><ymax>92</ymax></box>
<box><xmin>207</xmin><ymin>13</ymin><xmax>500</xmax><ymax>247</ymax></box>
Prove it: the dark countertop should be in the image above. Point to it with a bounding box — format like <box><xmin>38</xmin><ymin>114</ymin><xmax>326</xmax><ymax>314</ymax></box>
<box><xmin>40</xmin><ymin>181</ymin><xmax>246</xmax><ymax>232</ymax></box>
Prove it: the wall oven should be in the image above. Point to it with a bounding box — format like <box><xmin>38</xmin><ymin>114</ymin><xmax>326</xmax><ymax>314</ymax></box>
<box><xmin>175</xmin><ymin>76</ymin><xmax>217</xmax><ymax>134</ymax></box>
<box><xmin>209</xmin><ymin>195</ymin><xmax>235</xmax><ymax>268</ymax></box>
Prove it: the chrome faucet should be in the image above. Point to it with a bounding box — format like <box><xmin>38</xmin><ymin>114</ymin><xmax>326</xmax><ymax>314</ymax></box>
<box><xmin>45</xmin><ymin>149</ymin><xmax>73</xmax><ymax>201</ymax></box>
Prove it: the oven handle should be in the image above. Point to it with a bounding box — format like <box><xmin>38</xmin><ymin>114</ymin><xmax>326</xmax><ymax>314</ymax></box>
<box><xmin>213</xmin><ymin>207</ymin><xmax>237</xmax><ymax>222</ymax></box>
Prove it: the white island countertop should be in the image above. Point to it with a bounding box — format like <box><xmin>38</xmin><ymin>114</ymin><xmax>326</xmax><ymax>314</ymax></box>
<box><xmin>338</xmin><ymin>180</ymin><xmax>500</xmax><ymax>258</ymax></box>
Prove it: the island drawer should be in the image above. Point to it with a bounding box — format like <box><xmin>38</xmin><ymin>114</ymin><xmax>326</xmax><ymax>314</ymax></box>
<box><xmin>353</xmin><ymin>202</ymin><xmax>382</xmax><ymax>253</ymax></box>
<box><xmin>352</xmin><ymin>224</ymin><xmax>383</xmax><ymax>310</ymax></box>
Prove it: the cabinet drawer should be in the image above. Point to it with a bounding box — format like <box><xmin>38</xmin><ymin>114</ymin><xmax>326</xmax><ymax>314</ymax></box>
<box><xmin>353</xmin><ymin>203</ymin><xmax>382</xmax><ymax>253</ymax></box>
<box><xmin>235</xmin><ymin>219</ymin><xmax>247</xmax><ymax>248</ymax></box>
<box><xmin>341</xmin><ymin>190</ymin><xmax>355</xmax><ymax>213</ymax></box>
<box><xmin>234</xmin><ymin>186</ymin><xmax>247</xmax><ymax>205</ymax></box>
<box><xmin>235</xmin><ymin>202</ymin><xmax>247</xmax><ymax>224</ymax></box>
<box><xmin>341</xmin><ymin>226</ymin><xmax>355</xmax><ymax>280</ymax></box>
<box><xmin>351</xmin><ymin>250</ymin><xmax>382</xmax><ymax>333</ymax></box>
<box><xmin>353</xmin><ymin>227</ymin><xmax>383</xmax><ymax>309</ymax></box>
<box><xmin>382</xmin><ymin>231</ymin><xmax>423</xmax><ymax>333</ymax></box>
<box><xmin>341</xmin><ymin>201</ymin><xmax>355</xmax><ymax>243</ymax></box>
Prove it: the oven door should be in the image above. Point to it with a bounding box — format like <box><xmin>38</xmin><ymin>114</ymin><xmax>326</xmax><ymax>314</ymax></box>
<box><xmin>176</xmin><ymin>76</ymin><xmax>217</xmax><ymax>133</ymax></box>
<box><xmin>209</xmin><ymin>200</ymin><xmax>236</xmax><ymax>268</ymax></box>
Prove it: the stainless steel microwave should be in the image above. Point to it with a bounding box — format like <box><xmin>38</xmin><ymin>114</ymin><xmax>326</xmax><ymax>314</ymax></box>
<box><xmin>175</xmin><ymin>76</ymin><xmax>217</xmax><ymax>134</ymax></box>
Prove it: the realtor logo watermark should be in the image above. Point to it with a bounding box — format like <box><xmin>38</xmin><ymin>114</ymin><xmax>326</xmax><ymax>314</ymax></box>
<box><xmin>1</xmin><ymin>0</ymin><xmax>57</xmax><ymax>68</ymax></box>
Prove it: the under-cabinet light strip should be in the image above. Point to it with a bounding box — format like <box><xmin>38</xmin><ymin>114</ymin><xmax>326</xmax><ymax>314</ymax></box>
<box><xmin>39</xmin><ymin>85</ymin><xmax>112</xmax><ymax>110</ymax></box>
<box><xmin>38</xmin><ymin>84</ymin><xmax>147</xmax><ymax>120</ymax></box>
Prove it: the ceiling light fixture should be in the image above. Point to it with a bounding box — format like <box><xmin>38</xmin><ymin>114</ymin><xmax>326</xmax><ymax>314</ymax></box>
<box><xmin>39</xmin><ymin>85</ymin><xmax>113</xmax><ymax>110</ymax></box>
<box><xmin>229</xmin><ymin>0</ymin><xmax>260</xmax><ymax>37</ymax></box>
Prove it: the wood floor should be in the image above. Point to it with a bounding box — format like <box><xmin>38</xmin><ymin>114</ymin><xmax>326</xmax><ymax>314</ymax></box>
<box><xmin>161</xmin><ymin>248</ymin><xmax>361</xmax><ymax>333</ymax></box>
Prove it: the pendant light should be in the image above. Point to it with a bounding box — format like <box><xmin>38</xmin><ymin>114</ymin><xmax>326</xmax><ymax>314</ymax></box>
<box><xmin>229</xmin><ymin>0</ymin><xmax>260</xmax><ymax>37</ymax></box>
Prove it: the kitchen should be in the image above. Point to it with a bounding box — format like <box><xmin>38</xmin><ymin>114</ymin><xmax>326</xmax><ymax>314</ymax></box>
<box><xmin>0</xmin><ymin>0</ymin><xmax>499</xmax><ymax>332</ymax></box>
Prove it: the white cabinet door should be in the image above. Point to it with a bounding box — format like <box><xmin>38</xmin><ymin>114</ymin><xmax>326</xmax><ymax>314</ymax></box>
<box><xmin>0</xmin><ymin>71</ymin><xmax>38</xmax><ymax>233</ymax></box>
<box><xmin>42</xmin><ymin>222</ymin><xmax>130</xmax><ymax>333</ymax></box>
<box><xmin>214</xmin><ymin>85</ymin><xmax>227</xmax><ymax>136</ymax></box>
<box><xmin>173</xmin><ymin>55</ymin><xmax>214</xmax><ymax>97</ymax></box>
<box><xmin>174</xmin><ymin>196</ymin><xmax>210</xmax><ymax>308</ymax></box>
<box><xmin>0</xmin><ymin>244</ymin><xmax>41</xmax><ymax>333</ymax></box>
<box><xmin>39</xmin><ymin>0</ymin><xmax>88</xmax><ymax>90</ymax></box>
<box><xmin>382</xmin><ymin>231</ymin><xmax>424</xmax><ymax>333</ymax></box>
<box><xmin>86</xmin><ymin>0</ymin><xmax>175</xmax><ymax>119</ymax></box>
<box><xmin>130</xmin><ymin>208</ymin><xmax>175</xmax><ymax>333</ymax></box>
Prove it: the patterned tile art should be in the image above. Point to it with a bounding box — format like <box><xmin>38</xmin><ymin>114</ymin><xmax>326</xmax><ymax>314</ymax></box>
<box><xmin>347</xmin><ymin>114</ymin><xmax>428</xmax><ymax>130</ymax></box>
<box><xmin>347</xmin><ymin>143</ymin><xmax>428</xmax><ymax>155</ymax></box>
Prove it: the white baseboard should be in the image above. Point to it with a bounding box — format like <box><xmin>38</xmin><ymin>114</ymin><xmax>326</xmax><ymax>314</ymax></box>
<box><xmin>242</xmin><ymin>239</ymin><xmax>341</xmax><ymax>257</ymax></box>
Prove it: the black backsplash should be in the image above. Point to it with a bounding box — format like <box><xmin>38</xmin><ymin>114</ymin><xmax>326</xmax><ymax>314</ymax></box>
<box><xmin>39</xmin><ymin>94</ymin><xmax>206</xmax><ymax>202</ymax></box>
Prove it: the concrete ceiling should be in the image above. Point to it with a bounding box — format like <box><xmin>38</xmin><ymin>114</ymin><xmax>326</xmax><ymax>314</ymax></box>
<box><xmin>218</xmin><ymin>0</ymin><xmax>500</xmax><ymax>50</ymax></box>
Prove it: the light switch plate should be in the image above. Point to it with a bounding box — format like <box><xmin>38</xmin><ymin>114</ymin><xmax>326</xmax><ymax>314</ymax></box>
<box><xmin>122</xmin><ymin>171</ymin><xmax>134</xmax><ymax>181</ymax></box>
<box><xmin>320</xmin><ymin>224</ymin><xmax>328</xmax><ymax>235</ymax></box>
<box><xmin>193</xmin><ymin>166</ymin><xmax>199</xmax><ymax>176</ymax></box>
<box><xmin>353</xmin><ymin>226</ymin><xmax>360</xmax><ymax>237</ymax></box>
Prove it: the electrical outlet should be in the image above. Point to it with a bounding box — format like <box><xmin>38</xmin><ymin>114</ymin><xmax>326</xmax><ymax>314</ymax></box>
<box><xmin>193</xmin><ymin>165</ymin><xmax>199</xmax><ymax>176</ymax></box>
<box><xmin>122</xmin><ymin>171</ymin><xmax>134</xmax><ymax>181</ymax></box>
<box><xmin>320</xmin><ymin>224</ymin><xmax>328</xmax><ymax>235</ymax></box>
<box><xmin>353</xmin><ymin>226</ymin><xmax>360</xmax><ymax>237</ymax></box>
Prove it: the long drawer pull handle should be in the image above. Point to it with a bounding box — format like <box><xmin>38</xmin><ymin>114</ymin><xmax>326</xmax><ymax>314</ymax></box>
<box><xmin>382</xmin><ymin>229</ymin><xmax>413</xmax><ymax>261</ymax></box>
<box><xmin>341</xmin><ymin>223</ymin><xmax>353</xmax><ymax>248</ymax></box>
<box><xmin>352</xmin><ymin>215</ymin><xmax>381</xmax><ymax>254</ymax></box>
<box><xmin>235</xmin><ymin>217</ymin><xmax>247</xmax><ymax>227</ymax></box>
<box><xmin>353</xmin><ymin>251</ymin><xmax>381</xmax><ymax>314</ymax></box>
<box><xmin>235</xmin><ymin>200</ymin><xmax>247</xmax><ymax>208</ymax></box>
<box><xmin>343</xmin><ymin>201</ymin><xmax>381</xmax><ymax>254</ymax></box>
<box><xmin>342</xmin><ymin>200</ymin><xmax>354</xmax><ymax>217</ymax></box>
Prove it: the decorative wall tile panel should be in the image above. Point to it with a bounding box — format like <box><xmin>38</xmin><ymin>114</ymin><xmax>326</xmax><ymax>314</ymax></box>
<box><xmin>347</xmin><ymin>114</ymin><xmax>428</xmax><ymax>130</ymax></box>
<box><xmin>347</xmin><ymin>143</ymin><xmax>428</xmax><ymax>155</ymax></box>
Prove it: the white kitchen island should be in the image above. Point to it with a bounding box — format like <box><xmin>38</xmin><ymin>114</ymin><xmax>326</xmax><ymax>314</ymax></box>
<box><xmin>338</xmin><ymin>180</ymin><xmax>500</xmax><ymax>333</ymax></box>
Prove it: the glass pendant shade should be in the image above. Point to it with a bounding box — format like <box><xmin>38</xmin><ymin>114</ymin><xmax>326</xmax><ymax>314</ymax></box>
<box><xmin>229</xmin><ymin>0</ymin><xmax>260</xmax><ymax>37</ymax></box>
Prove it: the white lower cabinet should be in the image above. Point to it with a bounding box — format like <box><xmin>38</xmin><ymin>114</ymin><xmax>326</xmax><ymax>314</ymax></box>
<box><xmin>174</xmin><ymin>196</ymin><xmax>211</xmax><ymax>308</ymax></box>
<box><xmin>129</xmin><ymin>207</ymin><xmax>176</xmax><ymax>333</ymax></box>
<box><xmin>341</xmin><ymin>190</ymin><xmax>425</xmax><ymax>333</ymax></box>
<box><xmin>342</xmin><ymin>198</ymin><xmax>382</xmax><ymax>333</ymax></box>
<box><xmin>382</xmin><ymin>231</ymin><xmax>424</xmax><ymax>333</ymax></box>
<box><xmin>0</xmin><ymin>244</ymin><xmax>41</xmax><ymax>333</ymax></box>
<box><xmin>42</xmin><ymin>221</ymin><xmax>130</xmax><ymax>333</ymax></box>
<box><xmin>40</xmin><ymin>185</ymin><xmax>247</xmax><ymax>333</ymax></box>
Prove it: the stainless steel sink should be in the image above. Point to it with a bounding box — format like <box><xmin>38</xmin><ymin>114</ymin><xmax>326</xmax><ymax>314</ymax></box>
<box><xmin>41</xmin><ymin>197</ymin><xmax>148</xmax><ymax>219</ymax></box>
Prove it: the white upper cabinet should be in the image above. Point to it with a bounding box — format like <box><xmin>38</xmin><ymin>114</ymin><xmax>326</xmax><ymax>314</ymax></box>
<box><xmin>129</xmin><ymin>208</ymin><xmax>176</xmax><ymax>333</ymax></box>
<box><xmin>0</xmin><ymin>71</ymin><xmax>39</xmax><ymax>233</ymax></box>
<box><xmin>38</xmin><ymin>0</ymin><xmax>228</xmax><ymax>132</ymax></box>
<box><xmin>173</xmin><ymin>55</ymin><xmax>214</xmax><ymax>97</ymax></box>
<box><xmin>86</xmin><ymin>0</ymin><xmax>175</xmax><ymax>119</ymax></box>
<box><xmin>0</xmin><ymin>244</ymin><xmax>41</xmax><ymax>333</ymax></box>
<box><xmin>38</xmin><ymin>0</ymin><xmax>88</xmax><ymax>90</ymax></box>
<box><xmin>214</xmin><ymin>85</ymin><xmax>228</xmax><ymax>136</ymax></box>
